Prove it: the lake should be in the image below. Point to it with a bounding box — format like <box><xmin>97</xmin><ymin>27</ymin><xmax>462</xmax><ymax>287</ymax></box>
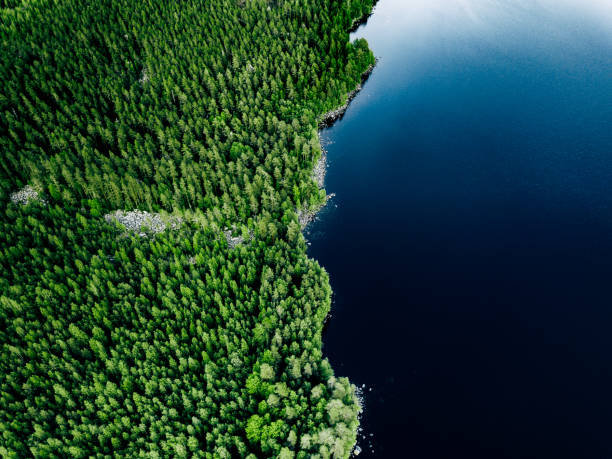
<box><xmin>308</xmin><ymin>0</ymin><xmax>612</xmax><ymax>457</ymax></box>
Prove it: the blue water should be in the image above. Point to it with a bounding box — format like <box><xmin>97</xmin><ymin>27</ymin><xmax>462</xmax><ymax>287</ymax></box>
<box><xmin>308</xmin><ymin>1</ymin><xmax>612</xmax><ymax>457</ymax></box>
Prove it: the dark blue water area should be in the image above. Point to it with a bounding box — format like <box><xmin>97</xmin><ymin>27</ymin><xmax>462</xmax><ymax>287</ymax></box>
<box><xmin>307</xmin><ymin>1</ymin><xmax>612</xmax><ymax>457</ymax></box>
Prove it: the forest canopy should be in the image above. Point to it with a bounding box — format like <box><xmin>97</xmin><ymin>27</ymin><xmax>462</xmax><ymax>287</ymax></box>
<box><xmin>0</xmin><ymin>0</ymin><xmax>375</xmax><ymax>457</ymax></box>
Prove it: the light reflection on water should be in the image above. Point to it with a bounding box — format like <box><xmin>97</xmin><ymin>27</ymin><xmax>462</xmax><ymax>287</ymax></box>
<box><xmin>352</xmin><ymin>0</ymin><xmax>612</xmax><ymax>46</ymax></box>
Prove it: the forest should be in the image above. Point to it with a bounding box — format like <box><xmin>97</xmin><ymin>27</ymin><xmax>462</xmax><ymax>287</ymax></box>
<box><xmin>0</xmin><ymin>0</ymin><xmax>375</xmax><ymax>457</ymax></box>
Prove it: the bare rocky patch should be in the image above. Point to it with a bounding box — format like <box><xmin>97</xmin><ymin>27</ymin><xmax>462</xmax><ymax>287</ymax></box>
<box><xmin>139</xmin><ymin>67</ymin><xmax>150</xmax><ymax>84</ymax></box>
<box><xmin>104</xmin><ymin>210</ymin><xmax>182</xmax><ymax>237</ymax></box>
<box><xmin>223</xmin><ymin>226</ymin><xmax>253</xmax><ymax>249</ymax></box>
<box><xmin>10</xmin><ymin>185</ymin><xmax>46</xmax><ymax>206</ymax></box>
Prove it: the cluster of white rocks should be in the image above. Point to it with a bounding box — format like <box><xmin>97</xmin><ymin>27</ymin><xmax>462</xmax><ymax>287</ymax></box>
<box><xmin>297</xmin><ymin>192</ymin><xmax>335</xmax><ymax>229</ymax></box>
<box><xmin>139</xmin><ymin>68</ymin><xmax>150</xmax><ymax>84</ymax></box>
<box><xmin>297</xmin><ymin>208</ymin><xmax>313</xmax><ymax>228</ymax></box>
<box><xmin>353</xmin><ymin>384</ymin><xmax>375</xmax><ymax>456</ymax></box>
<box><xmin>104</xmin><ymin>210</ymin><xmax>182</xmax><ymax>237</ymax></box>
<box><xmin>297</xmin><ymin>138</ymin><xmax>332</xmax><ymax>230</ymax></box>
<box><xmin>312</xmin><ymin>149</ymin><xmax>327</xmax><ymax>189</ymax></box>
<box><xmin>10</xmin><ymin>185</ymin><xmax>46</xmax><ymax>206</ymax></box>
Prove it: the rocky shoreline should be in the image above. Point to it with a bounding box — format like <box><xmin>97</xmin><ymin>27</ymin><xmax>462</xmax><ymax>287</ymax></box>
<box><xmin>104</xmin><ymin>209</ymin><xmax>183</xmax><ymax>237</ymax></box>
<box><xmin>299</xmin><ymin>61</ymin><xmax>377</xmax><ymax>230</ymax></box>
<box><xmin>312</xmin><ymin>143</ymin><xmax>327</xmax><ymax>189</ymax></box>
<box><xmin>310</xmin><ymin>20</ymin><xmax>379</xmax><ymax>458</ymax></box>
<box><xmin>348</xmin><ymin>3</ymin><xmax>378</xmax><ymax>34</ymax></box>
<box><xmin>318</xmin><ymin>63</ymin><xmax>376</xmax><ymax>129</ymax></box>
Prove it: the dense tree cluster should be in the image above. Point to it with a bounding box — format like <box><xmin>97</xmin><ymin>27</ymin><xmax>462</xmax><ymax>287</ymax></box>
<box><xmin>1</xmin><ymin>0</ymin><xmax>373</xmax><ymax>217</ymax></box>
<box><xmin>0</xmin><ymin>0</ymin><xmax>374</xmax><ymax>457</ymax></box>
<box><xmin>0</xmin><ymin>202</ymin><xmax>361</xmax><ymax>457</ymax></box>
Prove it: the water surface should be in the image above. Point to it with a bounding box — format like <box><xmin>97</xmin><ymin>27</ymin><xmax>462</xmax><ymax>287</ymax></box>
<box><xmin>309</xmin><ymin>1</ymin><xmax>612</xmax><ymax>457</ymax></box>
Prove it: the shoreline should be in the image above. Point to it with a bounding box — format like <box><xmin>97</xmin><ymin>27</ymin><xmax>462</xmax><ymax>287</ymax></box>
<box><xmin>318</xmin><ymin>62</ymin><xmax>376</xmax><ymax>129</ymax></box>
<box><xmin>299</xmin><ymin>61</ymin><xmax>377</xmax><ymax>230</ymax></box>
<box><xmin>348</xmin><ymin>3</ymin><xmax>378</xmax><ymax>34</ymax></box>
<box><xmin>303</xmin><ymin>8</ymin><xmax>379</xmax><ymax>457</ymax></box>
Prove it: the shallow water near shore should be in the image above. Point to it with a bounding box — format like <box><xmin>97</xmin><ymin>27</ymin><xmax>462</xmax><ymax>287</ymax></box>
<box><xmin>308</xmin><ymin>0</ymin><xmax>612</xmax><ymax>457</ymax></box>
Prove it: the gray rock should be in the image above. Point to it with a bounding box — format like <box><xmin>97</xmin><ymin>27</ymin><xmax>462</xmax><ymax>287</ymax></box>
<box><xmin>312</xmin><ymin>148</ymin><xmax>327</xmax><ymax>189</ymax></box>
<box><xmin>104</xmin><ymin>210</ymin><xmax>182</xmax><ymax>237</ymax></box>
<box><xmin>223</xmin><ymin>226</ymin><xmax>253</xmax><ymax>249</ymax></box>
<box><xmin>10</xmin><ymin>185</ymin><xmax>46</xmax><ymax>206</ymax></box>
